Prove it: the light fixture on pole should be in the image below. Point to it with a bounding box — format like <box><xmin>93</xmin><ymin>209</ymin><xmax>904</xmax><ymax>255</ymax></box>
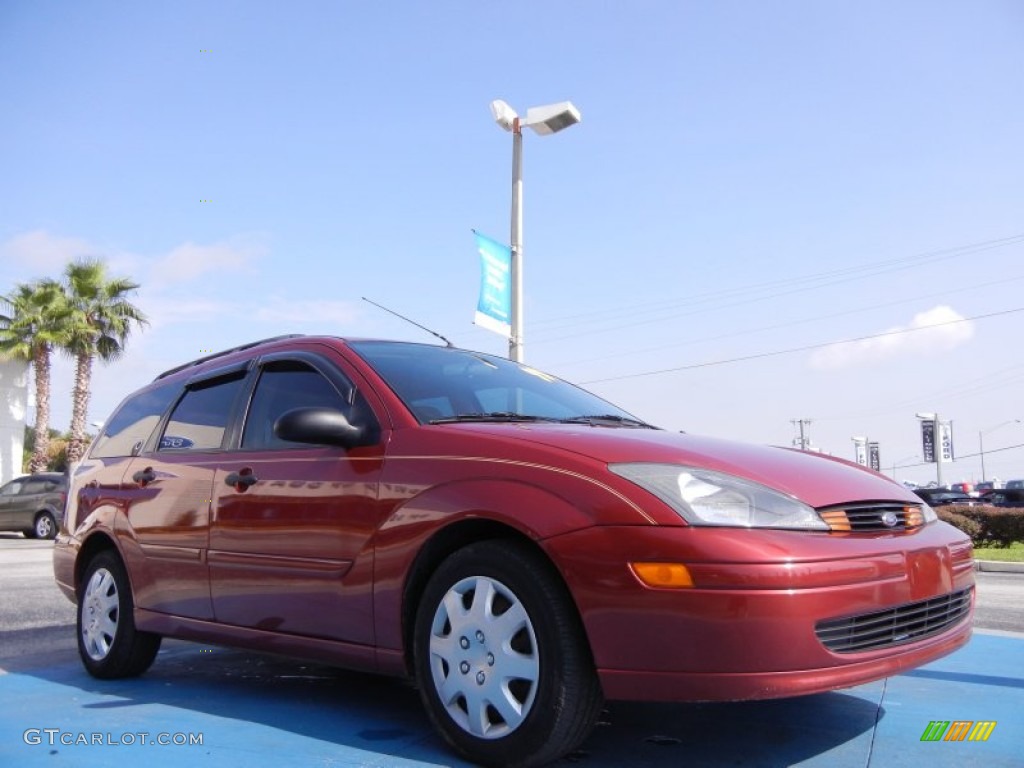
<box><xmin>490</xmin><ymin>99</ymin><xmax>581</xmax><ymax>362</ymax></box>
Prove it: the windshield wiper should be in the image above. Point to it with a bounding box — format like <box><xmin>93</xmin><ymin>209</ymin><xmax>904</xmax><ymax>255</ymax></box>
<box><xmin>558</xmin><ymin>414</ymin><xmax>658</xmax><ymax>429</ymax></box>
<box><xmin>428</xmin><ymin>412</ymin><xmax>561</xmax><ymax>424</ymax></box>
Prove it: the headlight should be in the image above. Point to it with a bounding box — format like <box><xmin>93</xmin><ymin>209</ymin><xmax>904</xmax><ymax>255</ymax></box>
<box><xmin>610</xmin><ymin>463</ymin><xmax>828</xmax><ymax>530</ymax></box>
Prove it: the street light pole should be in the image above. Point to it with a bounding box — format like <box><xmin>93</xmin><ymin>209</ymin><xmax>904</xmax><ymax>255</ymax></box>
<box><xmin>510</xmin><ymin>119</ymin><xmax>524</xmax><ymax>362</ymax></box>
<box><xmin>978</xmin><ymin>419</ymin><xmax>1021</xmax><ymax>483</ymax></box>
<box><xmin>980</xmin><ymin>430</ymin><xmax>987</xmax><ymax>483</ymax></box>
<box><xmin>490</xmin><ymin>99</ymin><xmax>581</xmax><ymax>363</ymax></box>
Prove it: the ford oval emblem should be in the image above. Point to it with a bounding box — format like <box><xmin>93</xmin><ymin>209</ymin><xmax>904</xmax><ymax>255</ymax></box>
<box><xmin>881</xmin><ymin>511</ymin><xmax>899</xmax><ymax>528</ymax></box>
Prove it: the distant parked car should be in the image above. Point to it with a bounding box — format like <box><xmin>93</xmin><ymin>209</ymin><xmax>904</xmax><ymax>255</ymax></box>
<box><xmin>974</xmin><ymin>481</ymin><xmax>1002</xmax><ymax>493</ymax></box>
<box><xmin>0</xmin><ymin>472</ymin><xmax>67</xmax><ymax>539</ymax></box>
<box><xmin>912</xmin><ymin>488</ymin><xmax>982</xmax><ymax>507</ymax></box>
<box><xmin>987</xmin><ymin>490</ymin><xmax>1024</xmax><ymax>508</ymax></box>
<box><xmin>949</xmin><ymin>482</ymin><xmax>977</xmax><ymax>497</ymax></box>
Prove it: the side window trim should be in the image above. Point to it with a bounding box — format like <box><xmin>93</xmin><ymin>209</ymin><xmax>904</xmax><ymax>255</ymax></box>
<box><xmin>239</xmin><ymin>351</ymin><xmax>378</xmax><ymax>451</ymax></box>
<box><xmin>255</xmin><ymin>350</ymin><xmax>356</xmax><ymax>403</ymax></box>
<box><xmin>153</xmin><ymin>367</ymin><xmax>251</xmax><ymax>453</ymax></box>
<box><xmin>186</xmin><ymin>359</ymin><xmax>253</xmax><ymax>388</ymax></box>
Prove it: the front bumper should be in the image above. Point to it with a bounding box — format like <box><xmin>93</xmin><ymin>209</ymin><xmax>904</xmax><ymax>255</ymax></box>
<box><xmin>542</xmin><ymin>521</ymin><xmax>974</xmax><ymax>702</ymax></box>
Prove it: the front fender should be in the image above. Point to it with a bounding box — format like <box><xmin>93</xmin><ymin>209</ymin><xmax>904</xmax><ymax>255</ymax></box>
<box><xmin>371</xmin><ymin>475</ymin><xmax>638</xmax><ymax>653</ymax></box>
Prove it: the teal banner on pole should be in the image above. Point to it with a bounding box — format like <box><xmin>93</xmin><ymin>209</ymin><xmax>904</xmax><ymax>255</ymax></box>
<box><xmin>472</xmin><ymin>230</ymin><xmax>512</xmax><ymax>338</ymax></box>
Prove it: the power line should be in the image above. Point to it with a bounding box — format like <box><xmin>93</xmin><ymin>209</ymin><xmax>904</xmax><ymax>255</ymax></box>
<box><xmin>893</xmin><ymin>441</ymin><xmax>1024</xmax><ymax>471</ymax></box>
<box><xmin>530</xmin><ymin>232</ymin><xmax>1024</xmax><ymax>339</ymax></box>
<box><xmin>813</xmin><ymin>363</ymin><xmax>1024</xmax><ymax>423</ymax></box>
<box><xmin>557</xmin><ymin>272</ymin><xmax>1024</xmax><ymax>369</ymax></box>
<box><xmin>581</xmin><ymin>305</ymin><xmax>1024</xmax><ymax>384</ymax></box>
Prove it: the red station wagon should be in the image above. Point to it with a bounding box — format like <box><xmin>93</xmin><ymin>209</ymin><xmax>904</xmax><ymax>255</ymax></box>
<box><xmin>54</xmin><ymin>336</ymin><xmax>975</xmax><ymax>766</ymax></box>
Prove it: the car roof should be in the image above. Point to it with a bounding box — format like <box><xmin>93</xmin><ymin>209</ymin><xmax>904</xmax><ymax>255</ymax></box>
<box><xmin>152</xmin><ymin>335</ymin><xmax>462</xmax><ymax>383</ymax></box>
<box><xmin>13</xmin><ymin>472</ymin><xmax>65</xmax><ymax>483</ymax></box>
<box><xmin>155</xmin><ymin>334</ymin><xmax>307</xmax><ymax>379</ymax></box>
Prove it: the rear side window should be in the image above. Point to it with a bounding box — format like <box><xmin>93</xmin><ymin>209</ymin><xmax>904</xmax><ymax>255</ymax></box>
<box><xmin>91</xmin><ymin>382</ymin><xmax>180</xmax><ymax>458</ymax></box>
<box><xmin>20</xmin><ymin>479</ymin><xmax>48</xmax><ymax>495</ymax></box>
<box><xmin>160</xmin><ymin>374</ymin><xmax>247</xmax><ymax>451</ymax></box>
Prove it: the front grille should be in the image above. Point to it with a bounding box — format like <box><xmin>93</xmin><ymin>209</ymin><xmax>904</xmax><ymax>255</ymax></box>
<box><xmin>819</xmin><ymin>503</ymin><xmax>926</xmax><ymax>533</ymax></box>
<box><xmin>816</xmin><ymin>588</ymin><xmax>972</xmax><ymax>653</ymax></box>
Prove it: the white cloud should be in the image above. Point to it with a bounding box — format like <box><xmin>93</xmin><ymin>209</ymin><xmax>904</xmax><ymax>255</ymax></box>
<box><xmin>809</xmin><ymin>305</ymin><xmax>974</xmax><ymax>370</ymax></box>
<box><xmin>137</xmin><ymin>295</ymin><xmax>239</xmax><ymax>329</ymax></box>
<box><xmin>149</xmin><ymin>235</ymin><xmax>267</xmax><ymax>283</ymax></box>
<box><xmin>0</xmin><ymin>230</ymin><xmax>95</xmax><ymax>279</ymax></box>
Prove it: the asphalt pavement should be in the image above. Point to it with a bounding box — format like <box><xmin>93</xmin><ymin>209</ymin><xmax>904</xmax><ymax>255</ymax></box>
<box><xmin>1</xmin><ymin>537</ymin><xmax>1021</xmax><ymax>767</ymax></box>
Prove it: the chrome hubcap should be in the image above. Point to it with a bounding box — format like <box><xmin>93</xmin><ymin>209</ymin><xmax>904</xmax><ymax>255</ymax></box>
<box><xmin>81</xmin><ymin>568</ymin><xmax>119</xmax><ymax>660</ymax></box>
<box><xmin>36</xmin><ymin>516</ymin><xmax>53</xmax><ymax>538</ymax></box>
<box><xmin>428</xmin><ymin>575</ymin><xmax>539</xmax><ymax>739</ymax></box>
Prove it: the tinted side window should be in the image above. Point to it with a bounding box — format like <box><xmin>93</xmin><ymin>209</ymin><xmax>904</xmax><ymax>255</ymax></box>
<box><xmin>242</xmin><ymin>361</ymin><xmax>354</xmax><ymax>450</ymax></box>
<box><xmin>91</xmin><ymin>381</ymin><xmax>181</xmax><ymax>458</ymax></box>
<box><xmin>20</xmin><ymin>479</ymin><xmax>47</xmax><ymax>495</ymax></box>
<box><xmin>160</xmin><ymin>375</ymin><xmax>246</xmax><ymax>451</ymax></box>
<box><xmin>1</xmin><ymin>481</ymin><xmax>24</xmax><ymax>496</ymax></box>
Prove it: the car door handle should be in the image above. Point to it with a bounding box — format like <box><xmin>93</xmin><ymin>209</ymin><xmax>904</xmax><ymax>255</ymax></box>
<box><xmin>132</xmin><ymin>468</ymin><xmax>156</xmax><ymax>485</ymax></box>
<box><xmin>225</xmin><ymin>471</ymin><xmax>258</xmax><ymax>490</ymax></box>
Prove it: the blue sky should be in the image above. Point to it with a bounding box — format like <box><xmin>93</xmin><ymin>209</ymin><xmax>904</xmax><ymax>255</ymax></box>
<box><xmin>2</xmin><ymin>1</ymin><xmax>1023</xmax><ymax>484</ymax></box>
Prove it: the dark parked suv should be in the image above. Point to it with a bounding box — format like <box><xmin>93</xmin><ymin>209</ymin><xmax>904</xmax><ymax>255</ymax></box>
<box><xmin>0</xmin><ymin>472</ymin><xmax>66</xmax><ymax>539</ymax></box>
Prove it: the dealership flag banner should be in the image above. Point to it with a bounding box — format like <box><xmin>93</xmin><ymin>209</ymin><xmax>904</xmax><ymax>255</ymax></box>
<box><xmin>921</xmin><ymin>421</ymin><xmax>936</xmax><ymax>463</ymax></box>
<box><xmin>868</xmin><ymin>442</ymin><xmax>880</xmax><ymax>472</ymax></box>
<box><xmin>473</xmin><ymin>230</ymin><xmax>512</xmax><ymax>338</ymax></box>
<box><xmin>938</xmin><ymin>421</ymin><xmax>954</xmax><ymax>462</ymax></box>
<box><xmin>921</xmin><ymin>420</ymin><xmax>954</xmax><ymax>463</ymax></box>
<box><xmin>854</xmin><ymin>441</ymin><xmax>868</xmax><ymax>466</ymax></box>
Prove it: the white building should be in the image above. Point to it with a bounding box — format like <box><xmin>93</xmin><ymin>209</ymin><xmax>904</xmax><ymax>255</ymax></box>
<box><xmin>0</xmin><ymin>355</ymin><xmax>28</xmax><ymax>484</ymax></box>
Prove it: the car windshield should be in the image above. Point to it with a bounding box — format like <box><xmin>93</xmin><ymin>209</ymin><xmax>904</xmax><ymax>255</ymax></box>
<box><xmin>349</xmin><ymin>341</ymin><xmax>654</xmax><ymax>427</ymax></box>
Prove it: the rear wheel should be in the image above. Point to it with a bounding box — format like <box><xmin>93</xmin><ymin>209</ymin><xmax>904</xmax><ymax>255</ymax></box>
<box><xmin>77</xmin><ymin>551</ymin><xmax>161</xmax><ymax>679</ymax></box>
<box><xmin>413</xmin><ymin>540</ymin><xmax>602</xmax><ymax>767</ymax></box>
<box><xmin>33</xmin><ymin>511</ymin><xmax>57</xmax><ymax>540</ymax></box>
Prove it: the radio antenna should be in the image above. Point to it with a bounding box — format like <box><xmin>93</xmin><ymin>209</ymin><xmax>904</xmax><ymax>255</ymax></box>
<box><xmin>361</xmin><ymin>297</ymin><xmax>454</xmax><ymax>348</ymax></box>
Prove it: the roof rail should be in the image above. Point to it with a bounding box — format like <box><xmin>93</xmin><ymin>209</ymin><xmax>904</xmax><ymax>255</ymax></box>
<box><xmin>155</xmin><ymin>334</ymin><xmax>306</xmax><ymax>380</ymax></box>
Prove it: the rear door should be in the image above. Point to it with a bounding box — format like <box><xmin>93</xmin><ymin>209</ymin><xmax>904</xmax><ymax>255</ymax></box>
<box><xmin>122</xmin><ymin>363</ymin><xmax>249</xmax><ymax>620</ymax></box>
<box><xmin>208</xmin><ymin>349</ymin><xmax>386</xmax><ymax>645</ymax></box>
<box><xmin>13</xmin><ymin>477</ymin><xmax>48</xmax><ymax>529</ymax></box>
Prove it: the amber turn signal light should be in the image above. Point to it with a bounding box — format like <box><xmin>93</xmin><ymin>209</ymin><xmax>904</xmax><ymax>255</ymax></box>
<box><xmin>630</xmin><ymin>562</ymin><xmax>695</xmax><ymax>588</ymax></box>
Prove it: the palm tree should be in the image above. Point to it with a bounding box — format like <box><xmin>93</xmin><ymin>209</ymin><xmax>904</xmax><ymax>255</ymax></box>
<box><xmin>62</xmin><ymin>260</ymin><xmax>147</xmax><ymax>464</ymax></box>
<box><xmin>0</xmin><ymin>280</ymin><xmax>68</xmax><ymax>473</ymax></box>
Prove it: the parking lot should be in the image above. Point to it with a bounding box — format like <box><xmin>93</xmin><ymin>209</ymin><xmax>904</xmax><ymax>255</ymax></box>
<box><xmin>1</xmin><ymin>537</ymin><xmax>1021</xmax><ymax>767</ymax></box>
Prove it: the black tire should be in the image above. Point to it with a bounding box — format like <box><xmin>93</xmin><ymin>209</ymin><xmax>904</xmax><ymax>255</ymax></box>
<box><xmin>77</xmin><ymin>551</ymin><xmax>161</xmax><ymax>679</ymax></box>
<box><xmin>33</xmin><ymin>511</ymin><xmax>57</xmax><ymax>540</ymax></box>
<box><xmin>413</xmin><ymin>540</ymin><xmax>603</xmax><ymax>767</ymax></box>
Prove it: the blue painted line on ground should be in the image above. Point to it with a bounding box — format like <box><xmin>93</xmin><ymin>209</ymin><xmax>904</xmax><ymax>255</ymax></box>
<box><xmin>0</xmin><ymin>631</ymin><xmax>1019</xmax><ymax>767</ymax></box>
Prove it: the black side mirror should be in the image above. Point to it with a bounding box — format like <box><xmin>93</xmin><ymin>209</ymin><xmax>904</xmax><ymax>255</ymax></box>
<box><xmin>273</xmin><ymin>407</ymin><xmax>365</xmax><ymax>448</ymax></box>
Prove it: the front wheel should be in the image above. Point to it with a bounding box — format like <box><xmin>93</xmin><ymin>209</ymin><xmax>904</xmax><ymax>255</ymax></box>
<box><xmin>413</xmin><ymin>540</ymin><xmax>602</xmax><ymax>768</ymax></box>
<box><xmin>77</xmin><ymin>551</ymin><xmax>161</xmax><ymax>679</ymax></box>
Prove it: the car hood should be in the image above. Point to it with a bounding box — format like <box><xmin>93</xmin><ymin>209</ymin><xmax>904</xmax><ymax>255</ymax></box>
<box><xmin>444</xmin><ymin>423</ymin><xmax>917</xmax><ymax>509</ymax></box>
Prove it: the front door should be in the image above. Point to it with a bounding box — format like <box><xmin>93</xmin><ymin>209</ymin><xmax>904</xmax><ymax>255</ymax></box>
<box><xmin>208</xmin><ymin>353</ymin><xmax>386</xmax><ymax>645</ymax></box>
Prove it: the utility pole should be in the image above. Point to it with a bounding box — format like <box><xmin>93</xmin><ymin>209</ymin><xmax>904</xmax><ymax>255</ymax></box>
<box><xmin>791</xmin><ymin>418</ymin><xmax>813</xmax><ymax>451</ymax></box>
